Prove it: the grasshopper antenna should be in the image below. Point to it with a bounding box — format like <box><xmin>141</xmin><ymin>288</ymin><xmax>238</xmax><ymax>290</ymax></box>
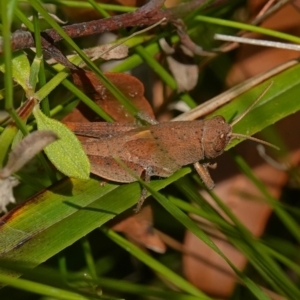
<box><xmin>230</xmin><ymin>133</ymin><xmax>279</xmax><ymax>150</ymax></box>
<box><xmin>230</xmin><ymin>81</ymin><xmax>273</xmax><ymax>127</ymax></box>
<box><xmin>230</xmin><ymin>81</ymin><xmax>279</xmax><ymax>150</ymax></box>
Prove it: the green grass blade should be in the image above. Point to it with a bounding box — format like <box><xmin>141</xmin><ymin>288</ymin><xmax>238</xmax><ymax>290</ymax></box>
<box><xmin>102</xmin><ymin>228</ymin><xmax>210</xmax><ymax>299</ymax></box>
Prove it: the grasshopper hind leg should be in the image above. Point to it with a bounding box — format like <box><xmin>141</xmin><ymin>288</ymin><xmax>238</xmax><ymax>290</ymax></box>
<box><xmin>193</xmin><ymin>162</ymin><xmax>215</xmax><ymax>190</ymax></box>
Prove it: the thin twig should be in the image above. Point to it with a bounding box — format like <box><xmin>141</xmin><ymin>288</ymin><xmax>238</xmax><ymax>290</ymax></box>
<box><xmin>215</xmin><ymin>34</ymin><xmax>300</xmax><ymax>51</ymax></box>
<box><xmin>173</xmin><ymin>60</ymin><xmax>298</xmax><ymax>121</ymax></box>
<box><xmin>0</xmin><ymin>0</ymin><xmax>226</xmax><ymax>55</ymax></box>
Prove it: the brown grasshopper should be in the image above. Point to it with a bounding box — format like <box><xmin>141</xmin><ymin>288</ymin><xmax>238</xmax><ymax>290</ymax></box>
<box><xmin>66</xmin><ymin>83</ymin><xmax>277</xmax><ymax>211</ymax></box>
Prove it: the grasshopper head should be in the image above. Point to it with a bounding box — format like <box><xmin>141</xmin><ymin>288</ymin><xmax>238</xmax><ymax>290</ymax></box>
<box><xmin>202</xmin><ymin>116</ymin><xmax>232</xmax><ymax>159</ymax></box>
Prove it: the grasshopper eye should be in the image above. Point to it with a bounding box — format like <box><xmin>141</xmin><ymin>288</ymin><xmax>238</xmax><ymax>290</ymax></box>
<box><xmin>213</xmin><ymin>133</ymin><xmax>226</xmax><ymax>153</ymax></box>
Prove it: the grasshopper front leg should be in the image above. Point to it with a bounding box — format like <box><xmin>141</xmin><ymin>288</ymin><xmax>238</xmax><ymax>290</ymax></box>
<box><xmin>193</xmin><ymin>162</ymin><xmax>215</xmax><ymax>190</ymax></box>
<box><xmin>134</xmin><ymin>166</ymin><xmax>153</xmax><ymax>213</ymax></box>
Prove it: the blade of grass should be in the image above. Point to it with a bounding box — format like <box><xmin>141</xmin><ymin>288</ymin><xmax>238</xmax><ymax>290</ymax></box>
<box><xmin>81</xmin><ymin>237</ymin><xmax>97</xmax><ymax>280</ymax></box>
<box><xmin>206</xmin><ymin>188</ymin><xmax>300</xmax><ymax>298</ymax></box>
<box><xmin>148</xmin><ymin>190</ymin><xmax>271</xmax><ymax>299</ymax></box>
<box><xmin>231</xmin><ymin>152</ymin><xmax>300</xmax><ymax>244</ymax></box>
<box><xmin>95</xmin><ymin>276</ymin><xmax>205</xmax><ymax>300</ymax></box>
<box><xmin>113</xmin><ymin>158</ymin><xmax>271</xmax><ymax>300</ymax></box>
<box><xmin>195</xmin><ymin>15</ymin><xmax>300</xmax><ymax>44</ymax></box>
<box><xmin>0</xmin><ymin>273</ymin><xmax>90</xmax><ymax>300</ymax></box>
<box><xmin>32</xmin><ymin>10</ymin><xmax>50</xmax><ymax>115</ymax></box>
<box><xmin>42</xmin><ymin>0</ymin><xmax>136</xmax><ymax>13</ymax></box>
<box><xmin>1</xmin><ymin>0</ymin><xmax>27</xmax><ymax>135</ymax></box>
<box><xmin>101</xmin><ymin>228</ymin><xmax>211</xmax><ymax>299</ymax></box>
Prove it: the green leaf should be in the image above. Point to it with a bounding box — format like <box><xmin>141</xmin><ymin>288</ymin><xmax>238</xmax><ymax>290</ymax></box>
<box><xmin>29</xmin><ymin>55</ymin><xmax>42</xmax><ymax>92</ymax></box>
<box><xmin>0</xmin><ymin>51</ymin><xmax>30</xmax><ymax>93</ymax></box>
<box><xmin>33</xmin><ymin>106</ymin><xmax>90</xmax><ymax>179</ymax></box>
<box><xmin>0</xmin><ymin>169</ymin><xmax>190</xmax><ymax>268</ymax></box>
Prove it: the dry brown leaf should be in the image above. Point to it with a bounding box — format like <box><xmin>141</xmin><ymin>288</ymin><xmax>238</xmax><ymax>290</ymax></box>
<box><xmin>166</xmin><ymin>54</ymin><xmax>198</xmax><ymax>92</ymax></box>
<box><xmin>46</xmin><ymin>44</ymin><xmax>128</xmax><ymax>66</ymax></box>
<box><xmin>111</xmin><ymin>204</ymin><xmax>166</xmax><ymax>253</ymax></box>
<box><xmin>84</xmin><ymin>44</ymin><xmax>128</xmax><ymax>62</ymax></box>
<box><xmin>66</xmin><ymin>70</ymin><xmax>155</xmax><ymax>123</ymax></box>
<box><xmin>0</xmin><ymin>130</ymin><xmax>58</xmax><ymax>179</ymax></box>
<box><xmin>160</xmin><ymin>38</ymin><xmax>199</xmax><ymax>92</ymax></box>
<box><xmin>0</xmin><ymin>130</ymin><xmax>58</xmax><ymax>214</ymax></box>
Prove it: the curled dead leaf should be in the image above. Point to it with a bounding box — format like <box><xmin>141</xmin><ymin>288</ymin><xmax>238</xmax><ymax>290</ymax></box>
<box><xmin>160</xmin><ymin>38</ymin><xmax>198</xmax><ymax>92</ymax></box>
<box><xmin>0</xmin><ymin>130</ymin><xmax>58</xmax><ymax>179</ymax></box>
<box><xmin>84</xmin><ymin>44</ymin><xmax>128</xmax><ymax>62</ymax></box>
<box><xmin>0</xmin><ymin>130</ymin><xmax>58</xmax><ymax>214</ymax></box>
<box><xmin>68</xmin><ymin>70</ymin><xmax>155</xmax><ymax>123</ymax></box>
